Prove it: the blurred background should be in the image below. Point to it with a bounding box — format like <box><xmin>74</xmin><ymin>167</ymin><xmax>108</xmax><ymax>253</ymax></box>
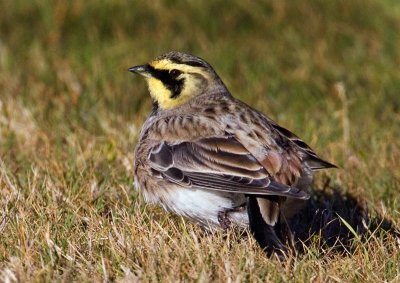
<box><xmin>0</xmin><ymin>0</ymin><xmax>399</xmax><ymax>281</ymax></box>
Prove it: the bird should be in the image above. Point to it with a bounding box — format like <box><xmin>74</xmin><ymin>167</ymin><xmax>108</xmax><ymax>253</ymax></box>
<box><xmin>129</xmin><ymin>51</ymin><xmax>336</xmax><ymax>258</ymax></box>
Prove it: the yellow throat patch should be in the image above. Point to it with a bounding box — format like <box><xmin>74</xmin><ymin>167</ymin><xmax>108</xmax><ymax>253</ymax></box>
<box><xmin>146</xmin><ymin>59</ymin><xmax>210</xmax><ymax>110</ymax></box>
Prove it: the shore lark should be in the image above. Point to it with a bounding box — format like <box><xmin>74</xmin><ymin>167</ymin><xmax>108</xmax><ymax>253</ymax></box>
<box><xmin>129</xmin><ymin>51</ymin><xmax>336</xmax><ymax>257</ymax></box>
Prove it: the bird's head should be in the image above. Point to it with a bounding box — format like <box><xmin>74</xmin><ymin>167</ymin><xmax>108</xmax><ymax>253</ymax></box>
<box><xmin>129</xmin><ymin>51</ymin><xmax>227</xmax><ymax>110</ymax></box>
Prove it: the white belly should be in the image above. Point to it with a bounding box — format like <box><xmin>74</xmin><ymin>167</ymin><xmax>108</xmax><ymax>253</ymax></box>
<box><xmin>144</xmin><ymin>186</ymin><xmax>249</xmax><ymax>229</ymax></box>
<box><xmin>138</xmin><ymin>182</ymin><xmax>309</xmax><ymax>229</ymax></box>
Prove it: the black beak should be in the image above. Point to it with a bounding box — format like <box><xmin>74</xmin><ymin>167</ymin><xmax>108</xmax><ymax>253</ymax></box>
<box><xmin>128</xmin><ymin>64</ymin><xmax>152</xmax><ymax>77</ymax></box>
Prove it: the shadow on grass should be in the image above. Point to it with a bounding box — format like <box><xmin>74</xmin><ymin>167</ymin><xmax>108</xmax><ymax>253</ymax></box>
<box><xmin>289</xmin><ymin>178</ymin><xmax>400</xmax><ymax>254</ymax></box>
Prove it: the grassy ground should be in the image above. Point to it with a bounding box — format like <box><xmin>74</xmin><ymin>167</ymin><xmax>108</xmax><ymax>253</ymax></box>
<box><xmin>0</xmin><ymin>0</ymin><xmax>399</xmax><ymax>282</ymax></box>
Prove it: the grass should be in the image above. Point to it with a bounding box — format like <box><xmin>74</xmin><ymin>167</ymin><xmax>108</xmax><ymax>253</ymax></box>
<box><xmin>0</xmin><ymin>0</ymin><xmax>399</xmax><ymax>281</ymax></box>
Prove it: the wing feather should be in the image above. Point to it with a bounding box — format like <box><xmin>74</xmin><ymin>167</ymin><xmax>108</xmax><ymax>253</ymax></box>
<box><xmin>271</xmin><ymin>124</ymin><xmax>337</xmax><ymax>170</ymax></box>
<box><xmin>148</xmin><ymin>136</ymin><xmax>309</xmax><ymax>200</ymax></box>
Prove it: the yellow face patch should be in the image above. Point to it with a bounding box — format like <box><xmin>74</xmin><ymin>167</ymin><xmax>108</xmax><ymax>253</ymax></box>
<box><xmin>150</xmin><ymin>59</ymin><xmax>207</xmax><ymax>74</ymax></box>
<box><xmin>145</xmin><ymin>59</ymin><xmax>211</xmax><ymax>110</ymax></box>
<box><xmin>146</xmin><ymin>77</ymin><xmax>191</xmax><ymax>109</ymax></box>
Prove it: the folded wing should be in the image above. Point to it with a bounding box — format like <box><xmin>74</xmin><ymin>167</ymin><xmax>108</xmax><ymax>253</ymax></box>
<box><xmin>148</xmin><ymin>135</ymin><xmax>309</xmax><ymax>200</ymax></box>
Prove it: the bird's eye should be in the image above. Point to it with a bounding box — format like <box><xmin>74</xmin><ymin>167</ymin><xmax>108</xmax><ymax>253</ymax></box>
<box><xmin>170</xmin><ymin>69</ymin><xmax>182</xmax><ymax>78</ymax></box>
